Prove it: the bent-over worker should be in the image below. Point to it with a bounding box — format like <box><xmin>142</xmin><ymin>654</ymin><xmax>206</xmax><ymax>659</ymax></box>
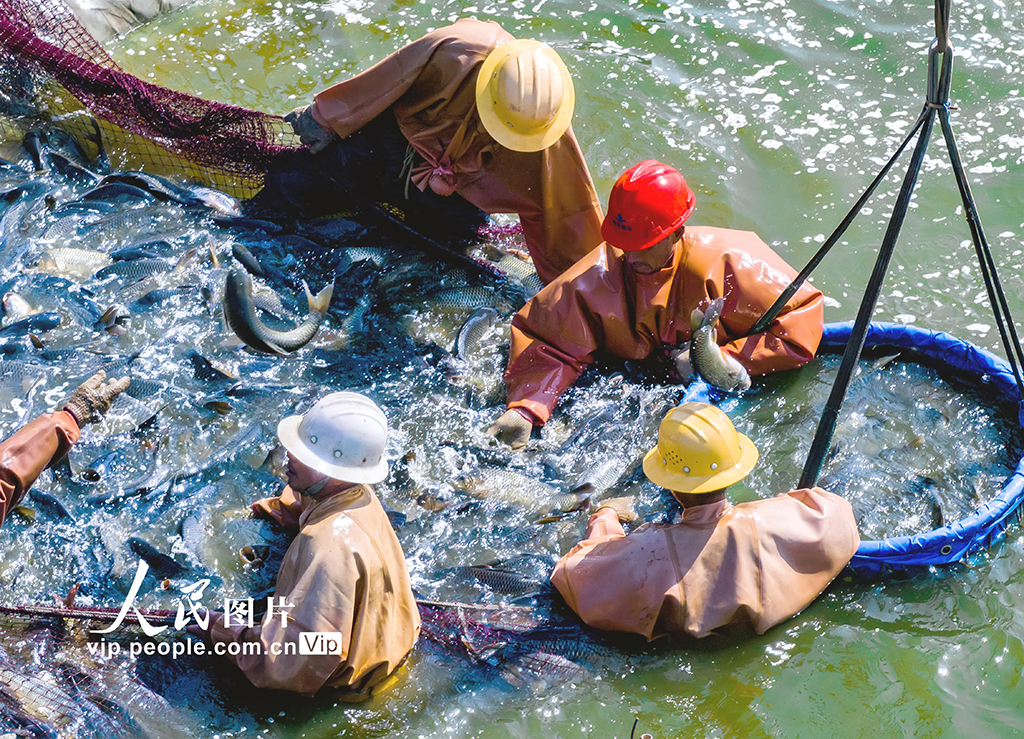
<box><xmin>551</xmin><ymin>403</ymin><xmax>860</xmax><ymax>639</ymax></box>
<box><xmin>252</xmin><ymin>18</ymin><xmax>603</xmax><ymax>284</ymax></box>
<box><xmin>0</xmin><ymin>370</ymin><xmax>129</xmax><ymax>527</ymax></box>
<box><xmin>194</xmin><ymin>392</ymin><xmax>419</xmax><ymax>698</ymax></box>
<box><xmin>487</xmin><ymin>159</ymin><xmax>824</xmax><ymax>450</ymax></box>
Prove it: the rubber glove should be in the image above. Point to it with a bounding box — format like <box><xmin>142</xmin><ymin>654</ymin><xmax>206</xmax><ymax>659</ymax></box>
<box><xmin>485</xmin><ymin>409</ymin><xmax>534</xmax><ymax>451</ymax></box>
<box><xmin>63</xmin><ymin>370</ymin><xmax>130</xmax><ymax>426</ymax></box>
<box><xmin>596</xmin><ymin>496</ymin><xmax>638</xmax><ymax>523</ymax></box>
<box><xmin>285</xmin><ymin>105</ymin><xmax>336</xmax><ymax>154</ymax></box>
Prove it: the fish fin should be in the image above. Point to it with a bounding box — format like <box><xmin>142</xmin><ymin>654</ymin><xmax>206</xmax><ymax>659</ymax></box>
<box><xmin>174</xmin><ymin>247</ymin><xmax>198</xmax><ymax>272</ymax></box>
<box><xmin>689</xmin><ymin>307</ymin><xmax>704</xmax><ymax>333</ymax></box>
<box><xmin>264</xmin><ymin>340</ymin><xmax>288</xmax><ymax>355</ymax></box>
<box><xmin>304</xmin><ymin>280</ymin><xmax>335</xmax><ymax>314</ymax></box>
<box><xmin>207</xmin><ymin>235</ymin><xmax>220</xmax><ymax>268</ymax></box>
<box><xmin>14</xmin><ymin>505</ymin><xmax>36</xmax><ymax>521</ymax></box>
<box><xmin>28</xmin><ymin>332</ymin><xmax>43</xmax><ymax>348</ymax></box>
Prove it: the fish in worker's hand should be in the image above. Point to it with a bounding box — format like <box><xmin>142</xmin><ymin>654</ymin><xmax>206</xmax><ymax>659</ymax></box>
<box><xmin>689</xmin><ymin>297</ymin><xmax>751</xmax><ymax>393</ymax></box>
<box><xmin>223</xmin><ymin>267</ymin><xmax>333</xmax><ymax>354</ymax></box>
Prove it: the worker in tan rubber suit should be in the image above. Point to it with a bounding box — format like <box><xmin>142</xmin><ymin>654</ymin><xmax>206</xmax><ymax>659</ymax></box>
<box><xmin>191</xmin><ymin>392</ymin><xmax>419</xmax><ymax>698</ymax></box>
<box><xmin>254</xmin><ymin>18</ymin><xmax>603</xmax><ymax>284</ymax></box>
<box><xmin>551</xmin><ymin>403</ymin><xmax>860</xmax><ymax>639</ymax></box>
<box><xmin>0</xmin><ymin>371</ymin><xmax>129</xmax><ymax>526</ymax></box>
<box><xmin>486</xmin><ymin>159</ymin><xmax>825</xmax><ymax>449</ymax></box>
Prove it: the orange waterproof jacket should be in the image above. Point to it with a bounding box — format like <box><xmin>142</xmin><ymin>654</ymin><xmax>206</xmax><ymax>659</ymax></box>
<box><xmin>505</xmin><ymin>226</ymin><xmax>824</xmax><ymax>423</ymax></box>
<box><xmin>311</xmin><ymin>18</ymin><xmax>603</xmax><ymax>284</ymax></box>
<box><xmin>0</xmin><ymin>412</ymin><xmax>79</xmax><ymax>526</ymax></box>
<box><xmin>551</xmin><ymin>489</ymin><xmax>860</xmax><ymax>639</ymax></box>
<box><xmin>211</xmin><ymin>484</ymin><xmax>420</xmax><ymax>697</ymax></box>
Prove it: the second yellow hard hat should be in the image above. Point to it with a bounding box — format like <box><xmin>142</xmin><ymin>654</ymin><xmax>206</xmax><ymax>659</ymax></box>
<box><xmin>642</xmin><ymin>403</ymin><xmax>759</xmax><ymax>494</ymax></box>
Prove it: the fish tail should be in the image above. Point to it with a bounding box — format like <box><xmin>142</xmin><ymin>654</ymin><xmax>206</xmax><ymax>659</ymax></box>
<box><xmin>702</xmin><ymin>297</ymin><xmax>725</xmax><ymax>328</ymax></box>
<box><xmin>304</xmin><ymin>281</ymin><xmax>334</xmax><ymax>315</ymax></box>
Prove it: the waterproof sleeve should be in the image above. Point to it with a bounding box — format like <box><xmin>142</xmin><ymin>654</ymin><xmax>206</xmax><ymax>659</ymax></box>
<box><xmin>712</xmin><ymin>246</ymin><xmax>824</xmax><ymax>374</ymax></box>
<box><xmin>251</xmin><ymin>485</ymin><xmax>306</xmax><ymax>531</ymax></box>
<box><xmin>0</xmin><ymin>412</ymin><xmax>80</xmax><ymax>526</ymax></box>
<box><xmin>503</xmin><ymin>261</ymin><xmax>613</xmax><ymax>424</ymax></box>
<box><xmin>514</xmin><ymin>131</ymin><xmax>604</xmax><ymax>284</ymax></box>
<box><xmin>209</xmin><ymin>538</ymin><xmax>364</xmax><ymax>696</ymax></box>
<box><xmin>752</xmin><ymin>488</ymin><xmax>860</xmax><ymax>633</ymax></box>
<box><xmin>311</xmin><ymin>29</ymin><xmax>451</xmax><ymax>138</ymax></box>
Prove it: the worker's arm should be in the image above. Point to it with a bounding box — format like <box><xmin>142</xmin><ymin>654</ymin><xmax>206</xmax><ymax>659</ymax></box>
<box><xmin>311</xmin><ymin>26</ymin><xmax>462</xmax><ymax>139</ymax></box>
<box><xmin>503</xmin><ymin>254</ymin><xmax>617</xmax><ymax>424</ymax></box>
<box><xmin>208</xmin><ymin>537</ymin><xmax>362</xmax><ymax>696</ymax></box>
<box><xmin>0</xmin><ymin>412</ymin><xmax>80</xmax><ymax>526</ymax></box>
<box><xmin>251</xmin><ymin>485</ymin><xmax>307</xmax><ymax>531</ymax></box>
<box><xmin>710</xmin><ymin>235</ymin><xmax>824</xmax><ymax>374</ymax></box>
<box><xmin>514</xmin><ymin>129</ymin><xmax>604</xmax><ymax>285</ymax></box>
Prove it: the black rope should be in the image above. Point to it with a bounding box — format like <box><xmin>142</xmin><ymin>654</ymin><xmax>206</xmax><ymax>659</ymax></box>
<box><xmin>748</xmin><ymin>108</ymin><xmax>928</xmax><ymax>335</ymax></box>
<box><xmin>799</xmin><ymin>105</ymin><xmax>937</xmax><ymax>489</ymax></box>
<box><xmin>937</xmin><ymin>105</ymin><xmax>1024</xmax><ymax>394</ymax></box>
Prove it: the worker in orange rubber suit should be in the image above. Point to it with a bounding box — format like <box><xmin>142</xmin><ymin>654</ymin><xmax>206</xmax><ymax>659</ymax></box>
<box><xmin>486</xmin><ymin>159</ymin><xmax>824</xmax><ymax>450</ymax></box>
<box><xmin>189</xmin><ymin>392</ymin><xmax>420</xmax><ymax>699</ymax></box>
<box><xmin>257</xmin><ymin>19</ymin><xmax>603</xmax><ymax>285</ymax></box>
<box><xmin>0</xmin><ymin>370</ymin><xmax>129</xmax><ymax>527</ymax></box>
<box><xmin>551</xmin><ymin>403</ymin><xmax>860</xmax><ymax>639</ymax></box>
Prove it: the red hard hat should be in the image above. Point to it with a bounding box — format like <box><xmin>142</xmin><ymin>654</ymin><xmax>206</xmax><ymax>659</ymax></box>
<box><xmin>600</xmin><ymin>160</ymin><xmax>696</xmax><ymax>251</ymax></box>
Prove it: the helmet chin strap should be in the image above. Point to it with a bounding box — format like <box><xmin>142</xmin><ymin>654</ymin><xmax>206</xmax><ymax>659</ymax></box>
<box><xmin>304</xmin><ymin>476</ymin><xmax>331</xmax><ymax>496</ymax></box>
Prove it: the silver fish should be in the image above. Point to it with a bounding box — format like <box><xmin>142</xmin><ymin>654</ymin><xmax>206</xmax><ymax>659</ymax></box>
<box><xmin>1</xmin><ymin>292</ymin><xmax>34</xmax><ymax>322</ymax></box>
<box><xmin>689</xmin><ymin>297</ymin><xmax>751</xmax><ymax>392</ymax></box>
<box><xmin>36</xmin><ymin>247</ymin><xmax>111</xmax><ymax>278</ymax></box>
<box><xmin>454</xmin><ymin>306</ymin><xmax>499</xmax><ymax>359</ymax></box>
<box><xmin>453</xmin><ymin>467</ymin><xmax>558</xmax><ymax>508</ymax></box>
<box><xmin>223</xmin><ymin>267</ymin><xmax>333</xmax><ymax>354</ymax></box>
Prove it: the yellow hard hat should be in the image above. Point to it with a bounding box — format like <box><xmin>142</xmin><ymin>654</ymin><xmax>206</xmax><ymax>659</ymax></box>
<box><xmin>475</xmin><ymin>39</ymin><xmax>575</xmax><ymax>153</ymax></box>
<box><xmin>642</xmin><ymin>403</ymin><xmax>759</xmax><ymax>494</ymax></box>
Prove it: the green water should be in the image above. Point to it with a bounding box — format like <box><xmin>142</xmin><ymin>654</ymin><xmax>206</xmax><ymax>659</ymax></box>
<box><xmin>99</xmin><ymin>0</ymin><xmax>1024</xmax><ymax>736</ymax></box>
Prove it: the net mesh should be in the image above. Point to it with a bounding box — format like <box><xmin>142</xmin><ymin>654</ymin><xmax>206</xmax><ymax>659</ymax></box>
<box><xmin>0</xmin><ymin>0</ymin><xmax>299</xmax><ymax>198</ymax></box>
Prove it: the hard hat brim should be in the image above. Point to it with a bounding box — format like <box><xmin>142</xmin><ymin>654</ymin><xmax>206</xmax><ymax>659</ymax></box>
<box><xmin>641</xmin><ymin>430</ymin><xmax>759</xmax><ymax>494</ymax></box>
<box><xmin>475</xmin><ymin>39</ymin><xmax>575</xmax><ymax>153</ymax></box>
<box><xmin>277</xmin><ymin>414</ymin><xmax>389</xmax><ymax>485</ymax></box>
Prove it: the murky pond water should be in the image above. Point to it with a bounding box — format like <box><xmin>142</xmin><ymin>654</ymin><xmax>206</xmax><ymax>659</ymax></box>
<box><xmin>2</xmin><ymin>0</ymin><xmax>1024</xmax><ymax>735</ymax></box>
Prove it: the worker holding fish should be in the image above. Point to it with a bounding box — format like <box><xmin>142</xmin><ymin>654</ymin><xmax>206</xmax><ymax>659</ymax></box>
<box><xmin>487</xmin><ymin>160</ymin><xmax>824</xmax><ymax>450</ymax></box>
<box><xmin>190</xmin><ymin>392</ymin><xmax>420</xmax><ymax>698</ymax></box>
<box><xmin>0</xmin><ymin>370</ymin><xmax>129</xmax><ymax>526</ymax></box>
<box><xmin>255</xmin><ymin>18</ymin><xmax>603</xmax><ymax>284</ymax></box>
<box><xmin>551</xmin><ymin>403</ymin><xmax>860</xmax><ymax>638</ymax></box>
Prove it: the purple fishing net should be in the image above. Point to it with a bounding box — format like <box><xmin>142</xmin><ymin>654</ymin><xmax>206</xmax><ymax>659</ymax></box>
<box><xmin>0</xmin><ymin>0</ymin><xmax>298</xmax><ymax>197</ymax></box>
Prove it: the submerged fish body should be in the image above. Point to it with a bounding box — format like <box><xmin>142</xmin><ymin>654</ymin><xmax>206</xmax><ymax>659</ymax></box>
<box><xmin>223</xmin><ymin>267</ymin><xmax>333</xmax><ymax>354</ymax></box>
<box><xmin>36</xmin><ymin>247</ymin><xmax>111</xmax><ymax>278</ymax></box>
<box><xmin>690</xmin><ymin>297</ymin><xmax>751</xmax><ymax>393</ymax></box>
<box><xmin>430</xmin><ymin>286</ymin><xmax>498</xmax><ymax>313</ymax></box>
<box><xmin>126</xmin><ymin>536</ymin><xmax>187</xmax><ymax>578</ymax></box>
<box><xmin>453</xmin><ymin>467</ymin><xmax>559</xmax><ymax>509</ymax></box>
<box><xmin>454</xmin><ymin>306</ymin><xmax>499</xmax><ymax>359</ymax></box>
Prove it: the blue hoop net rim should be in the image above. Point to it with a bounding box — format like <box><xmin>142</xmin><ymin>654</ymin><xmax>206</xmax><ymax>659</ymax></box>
<box><xmin>682</xmin><ymin>321</ymin><xmax>1024</xmax><ymax>579</ymax></box>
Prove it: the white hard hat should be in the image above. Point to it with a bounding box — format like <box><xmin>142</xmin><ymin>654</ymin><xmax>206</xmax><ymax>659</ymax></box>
<box><xmin>277</xmin><ymin>392</ymin><xmax>389</xmax><ymax>484</ymax></box>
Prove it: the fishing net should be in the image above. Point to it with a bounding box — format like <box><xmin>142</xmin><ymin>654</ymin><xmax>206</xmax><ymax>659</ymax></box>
<box><xmin>0</xmin><ymin>0</ymin><xmax>297</xmax><ymax>198</ymax></box>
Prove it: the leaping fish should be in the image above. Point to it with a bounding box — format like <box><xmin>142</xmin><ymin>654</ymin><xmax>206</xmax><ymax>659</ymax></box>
<box><xmin>223</xmin><ymin>267</ymin><xmax>332</xmax><ymax>354</ymax></box>
<box><xmin>689</xmin><ymin>297</ymin><xmax>751</xmax><ymax>393</ymax></box>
